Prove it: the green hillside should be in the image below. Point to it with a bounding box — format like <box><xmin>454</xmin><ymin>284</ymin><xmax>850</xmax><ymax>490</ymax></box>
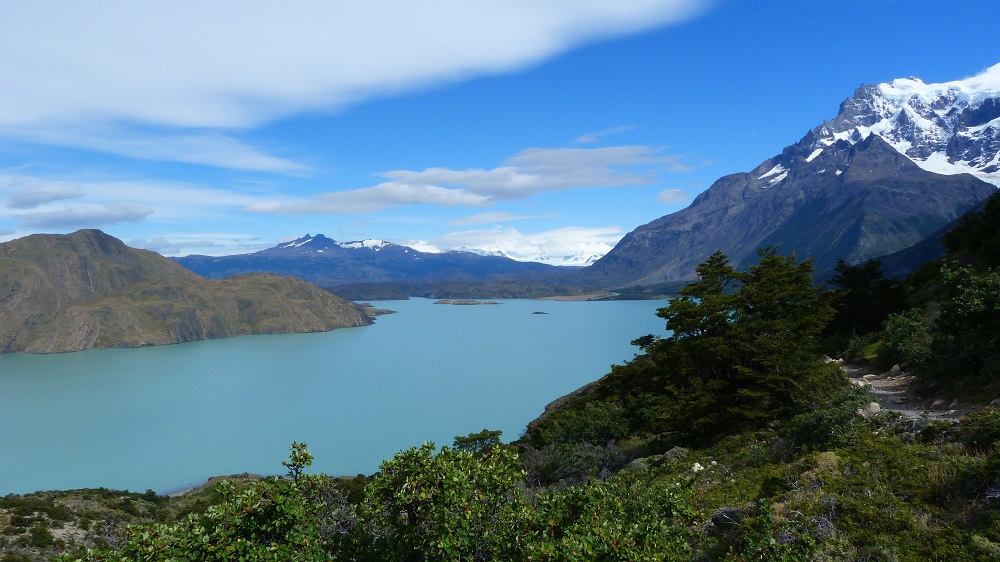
<box><xmin>0</xmin><ymin>230</ymin><xmax>372</xmax><ymax>354</ymax></box>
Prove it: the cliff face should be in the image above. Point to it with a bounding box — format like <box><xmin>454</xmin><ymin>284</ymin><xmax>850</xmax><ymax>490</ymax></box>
<box><xmin>0</xmin><ymin>230</ymin><xmax>372</xmax><ymax>354</ymax></box>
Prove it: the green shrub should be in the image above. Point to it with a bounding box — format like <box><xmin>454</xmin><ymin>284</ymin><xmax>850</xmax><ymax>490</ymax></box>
<box><xmin>360</xmin><ymin>442</ymin><xmax>525</xmax><ymax>561</ymax></box>
<box><xmin>520</xmin><ymin>474</ymin><xmax>696</xmax><ymax>561</ymax></box>
<box><xmin>958</xmin><ymin>407</ymin><xmax>1000</xmax><ymax>452</ymax></box>
<box><xmin>875</xmin><ymin>308</ymin><xmax>931</xmax><ymax>371</ymax></box>
<box><xmin>724</xmin><ymin>500</ymin><xmax>815</xmax><ymax>562</ymax></box>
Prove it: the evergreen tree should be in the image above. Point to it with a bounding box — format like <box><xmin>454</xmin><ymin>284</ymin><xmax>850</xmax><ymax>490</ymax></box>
<box><xmin>827</xmin><ymin>259</ymin><xmax>906</xmax><ymax>336</ymax></box>
<box><xmin>649</xmin><ymin>248</ymin><xmax>841</xmax><ymax>441</ymax></box>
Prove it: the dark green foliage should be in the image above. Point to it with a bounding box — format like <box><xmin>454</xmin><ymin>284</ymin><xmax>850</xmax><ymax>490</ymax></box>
<box><xmin>922</xmin><ymin>265</ymin><xmax>1000</xmax><ymax>388</ymax></box>
<box><xmin>945</xmin><ymin>190</ymin><xmax>1000</xmax><ymax>268</ymax></box>
<box><xmin>520</xmin><ymin>474</ymin><xmax>696</xmax><ymax>561</ymax></box>
<box><xmin>826</xmin><ymin>259</ymin><xmax>906</xmax><ymax>337</ymax></box>
<box><xmin>724</xmin><ymin>500</ymin><xmax>815</xmax><ymax>562</ymax></box>
<box><xmin>958</xmin><ymin>407</ymin><xmax>1000</xmax><ymax>452</ymax></box>
<box><xmin>360</xmin><ymin>442</ymin><xmax>524</xmax><ymax>561</ymax></box>
<box><xmin>535</xmin><ymin>401</ymin><xmax>630</xmax><ymax>446</ymax></box>
<box><xmin>452</xmin><ymin>428</ymin><xmax>503</xmax><ymax>455</ymax></box>
<box><xmin>27</xmin><ymin>522</ymin><xmax>54</xmax><ymax>548</ymax></box>
<box><xmin>629</xmin><ymin>333</ymin><xmax>656</xmax><ymax>349</ymax></box>
<box><xmin>74</xmin><ymin>449</ymin><xmax>350</xmax><ymax>562</ymax></box>
<box><xmin>878</xmin><ymin>264</ymin><xmax>1000</xmax><ymax>396</ymax></box>
<box><xmin>519</xmin><ymin>400</ymin><xmax>642</xmax><ymax>486</ymax></box>
<box><xmin>282</xmin><ymin>441</ymin><xmax>314</xmax><ymax>481</ymax></box>
<box><xmin>648</xmin><ymin>248</ymin><xmax>839</xmax><ymax>442</ymax></box>
<box><xmin>788</xmin><ymin>385</ymin><xmax>873</xmax><ymax>451</ymax></box>
<box><xmin>875</xmin><ymin>307</ymin><xmax>931</xmax><ymax>371</ymax></box>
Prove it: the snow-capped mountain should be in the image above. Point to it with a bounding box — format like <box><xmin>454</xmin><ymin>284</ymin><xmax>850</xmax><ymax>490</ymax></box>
<box><xmin>588</xmin><ymin>65</ymin><xmax>1000</xmax><ymax>287</ymax></box>
<box><xmin>174</xmin><ymin>234</ymin><xmax>558</xmax><ymax>287</ymax></box>
<box><xmin>811</xmin><ymin>63</ymin><xmax>1000</xmax><ymax>186</ymax></box>
<box><xmin>273</xmin><ymin>234</ymin><xmax>402</xmax><ymax>253</ymax></box>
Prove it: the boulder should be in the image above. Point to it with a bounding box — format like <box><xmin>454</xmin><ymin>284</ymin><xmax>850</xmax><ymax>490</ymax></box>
<box><xmin>621</xmin><ymin>446</ymin><xmax>690</xmax><ymax>475</ymax></box>
<box><xmin>712</xmin><ymin>507</ymin><xmax>748</xmax><ymax>529</ymax></box>
<box><xmin>858</xmin><ymin>402</ymin><xmax>881</xmax><ymax>419</ymax></box>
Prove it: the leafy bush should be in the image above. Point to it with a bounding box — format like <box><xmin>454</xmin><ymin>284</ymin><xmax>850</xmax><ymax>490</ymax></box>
<box><xmin>958</xmin><ymin>407</ymin><xmax>1000</xmax><ymax>452</ymax></box>
<box><xmin>520</xmin><ymin>474</ymin><xmax>696</xmax><ymax>561</ymax></box>
<box><xmin>359</xmin><ymin>442</ymin><xmax>525</xmax><ymax>561</ymax></box>
<box><xmin>923</xmin><ymin>265</ymin><xmax>1000</xmax><ymax>388</ymax></box>
<box><xmin>875</xmin><ymin>308</ymin><xmax>931</xmax><ymax>371</ymax></box>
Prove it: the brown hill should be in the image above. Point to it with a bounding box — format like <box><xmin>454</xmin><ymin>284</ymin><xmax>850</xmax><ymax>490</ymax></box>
<box><xmin>0</xmin><ymin>230</ymin><xmax>372</xmax><ymax>353</ymax></box>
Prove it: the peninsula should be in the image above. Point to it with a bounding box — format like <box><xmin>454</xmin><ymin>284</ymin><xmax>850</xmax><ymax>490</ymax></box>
<box><xmin>0</xmin><ymin>230</ymin><xmax>372</xmax><ymax>354</ymax></box>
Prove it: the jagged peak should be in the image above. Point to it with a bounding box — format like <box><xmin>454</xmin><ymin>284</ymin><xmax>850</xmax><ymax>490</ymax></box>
<box><xmin>273</xmin><ymin>233</ymin><xmax>337</xmax><ymax>249</ymax></box>
<box><xmin>801</xmin><ymin>63</ymin><xmax>1000</xmax><ymax>186</ymax></box>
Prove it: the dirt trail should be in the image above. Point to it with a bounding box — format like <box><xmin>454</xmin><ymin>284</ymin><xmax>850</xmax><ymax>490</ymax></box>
<box><xmin>842</xmin><ymin>363</ymin><xmax>979</xmax><ymax>422</ymax></box>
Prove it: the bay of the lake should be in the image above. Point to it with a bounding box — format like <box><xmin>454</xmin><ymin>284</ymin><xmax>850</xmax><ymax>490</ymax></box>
<box><xmin>0</xmin><ymin>298</ymin><xmax>668</xmax><ymax>495</ymax></box>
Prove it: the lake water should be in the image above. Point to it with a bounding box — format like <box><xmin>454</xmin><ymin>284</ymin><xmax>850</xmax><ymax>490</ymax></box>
<box><xmin>0</xmin><ymin>298</ymin><xmax>668</xmax><ymax>495</ymax></box>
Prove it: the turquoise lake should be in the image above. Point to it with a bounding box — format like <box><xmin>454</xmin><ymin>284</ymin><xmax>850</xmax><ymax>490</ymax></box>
<box><xmin>0</xmin><ymin>298</ymin><xmax>668</xmax><ymax>495</ymax></box>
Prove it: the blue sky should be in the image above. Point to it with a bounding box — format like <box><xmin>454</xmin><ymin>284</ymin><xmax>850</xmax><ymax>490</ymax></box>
<box><xmin>1</xmin><ymin>0</ymin><xmax>998</xmax><ymax>264</ymax></box>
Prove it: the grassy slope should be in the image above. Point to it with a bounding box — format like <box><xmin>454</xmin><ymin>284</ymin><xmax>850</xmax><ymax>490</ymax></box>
<box><xmin>0</xmin><ymin>230</ymin><xmax>372</xmax><ymax>353</ymax></box>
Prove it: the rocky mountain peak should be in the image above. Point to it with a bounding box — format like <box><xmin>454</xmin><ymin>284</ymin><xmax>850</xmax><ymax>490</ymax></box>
<box><xmin>808</xmin><ymin>63</ymin><xmax>1000</xmax><ymax>184</ymax></box>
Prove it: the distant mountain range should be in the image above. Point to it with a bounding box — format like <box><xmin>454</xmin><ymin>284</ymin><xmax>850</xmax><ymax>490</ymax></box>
<box><xmin>174</xmin><ymin>234</ymin><xmax>560</xmax><ymax>287</ymax></box>
<box><xmin>0</xmin><ymin>230</ymin><xmax>371</xmax><ymax>353</ymax></box>
<box><xmin>170</xmin><ymin>65</ymin><xmax>1000</xmax><ymax>292</ymax></box>
<box><xmin>587</xmin><ymin>64</ymin><xmax>1000</xmax><ymax>286</ymax></box>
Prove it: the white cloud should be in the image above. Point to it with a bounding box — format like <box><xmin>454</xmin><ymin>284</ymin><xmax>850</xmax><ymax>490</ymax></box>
<box><xmin>656</xmin><ymin>188</ymin><xmax>688</xmax><ymax>203</ymax></box>
<box><xmin>0</xmin><ymin>1</ymin><xmax>708</xmax><ymax>166</ymax></box>
<box><xmin>0</xmin><ymin>173</ymin><xmax>280</xmax><ymax>228</ymax></box>
<box><xmin>427</xmin><ymin>225</ymin><xmax>624</xmax><ymax>265</ymax></box>
<box><xmin>448</xmin><ymin>211</ymin><xmax>557</xmax><ymax>226</ymax></box>
<box><xmin>15</xmin><ymin>203</ymin><xmax>153</xmax><ymax>229</ymax></box>
<box><xmin>249</xmin><ymin>145</ymin><xmax>694</xmax><ymax>214</ymax></box>
<box><xmin>6</xmin><ymin>185</ymin><xmax>84</xmax><ymax>209</ymax></box>
<box><xmin>1</xmin><ymin>124</ymin><xmax>308</xmax><ymax>173</ymax></box>
<box><xmin>246</xmin><ymin>183</ymin><xmax>492</xmax><ymax>214</ymax></box>
<box><xmin>128</xmin><ymin>233</ymin><xmax>267</xmax><ymax>257</ymax></box>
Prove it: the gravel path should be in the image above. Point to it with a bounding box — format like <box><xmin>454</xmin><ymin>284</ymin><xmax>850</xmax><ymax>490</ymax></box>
<box><xmin>842</xmin><ymin>363</ymin><xmax>977</xmax><ymax>422</ymax></box>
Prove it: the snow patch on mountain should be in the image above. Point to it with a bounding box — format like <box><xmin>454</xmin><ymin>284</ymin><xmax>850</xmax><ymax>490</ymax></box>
<box><xmin>758</xmin><ymin>163</ymin><xmax>787</xmax><ymax>180</ymax></box>
<box><xmin>338</xmin><ymin>239</ymin><xmax>391</xmax><ymax>251</ymax></box>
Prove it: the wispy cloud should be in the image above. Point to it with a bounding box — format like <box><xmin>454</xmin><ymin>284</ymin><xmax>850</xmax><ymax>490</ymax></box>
<box><xmin>248</xmin><ymin>145</ymin><xmax>695</xmax><ymax>215</ymax></box>
<box><xmin>0</xmin><ymin>173</ymin><xmax>279</xmax><ymax>228</ymax></box>
<box><xmin>15</xmin><ymin>203</ymin><xmax>153</xmax><ymax>229</ymax></box>
<box><xmin>128</xmin><ymin>233</ymin><xmax>267</xmax><ymax>257</ymax></box>
<box><xmin>0</xmin><ymin>2</ymin><xmax>709</xmax><ymax>167</ymax></box>
<box><xmin>6</xmin><ymin>185</ymin><xmax>84</xmax><ymax>209</ymax></box>
<box><xmin>1</xmin><ymin>124</ymin><xmax>309</xmax><ymax>174</ymax></box>
<box><xmin>575</xmin><ymin>125</ymin><xmax>637</xmax><ymax>144</ymax></box>
<box><xmin>656</xmin><ymin>188</ymin><xmax>688</xmax><ymax>203</ymax></box>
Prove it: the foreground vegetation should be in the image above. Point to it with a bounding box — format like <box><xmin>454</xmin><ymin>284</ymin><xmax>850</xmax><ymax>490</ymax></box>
<box><xmin>4</xmin><ymin>194</ymin><xmax>1000</xmax><ymax>560</ymax></box>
